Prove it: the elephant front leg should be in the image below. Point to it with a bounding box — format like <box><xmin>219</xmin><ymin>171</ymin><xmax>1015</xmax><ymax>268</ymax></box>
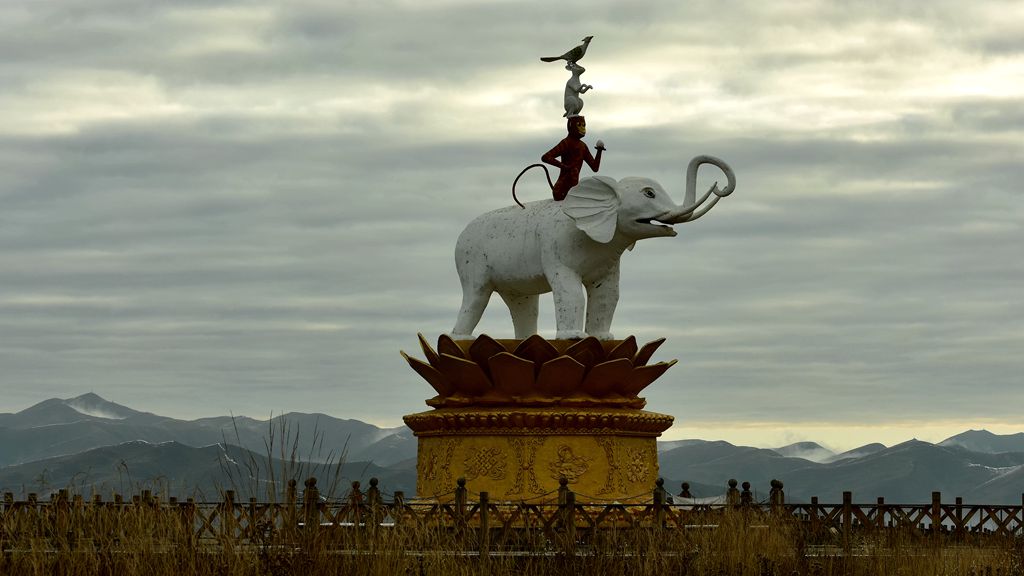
<box><xmin>585</xmin><ymin>266</ymin><xmax>619</xmax><ymax>340</ymax></box>
<box><xmin>549</xmin><ymin>270</ymin><xmax>586</xmax><ymax>340</ymax></box>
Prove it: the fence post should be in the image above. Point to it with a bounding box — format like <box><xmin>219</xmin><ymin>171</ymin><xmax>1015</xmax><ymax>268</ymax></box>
<box><xmin>2</xmin><ymin>492</ymin><xmax>11</xmax><ymax>540</ymax></box>
<box><xmin>393</xmin><ymin>491</ymin><xmax>405</xmax><ymax>528</ymax></box>
<box><xmin>54</xmin><ymin>490</ymin><xmax>70</xmax><ymax>547</ymax></box>
<box><xmin>556</xmin><ymin>477</ymin><xmax>568</xmax><ymax>530</ymax></box>
<box><xmin>1020</xmin><ymin>493</ymin><xmax>1024</xmax><ymax>537</ymax></box>
<box><xmin>931</xmin><ymin>492</ymin><xmax>941</xmax><ymax>545</ymax></box>
<box><xmin>287</xmin><ymin>479</ymin><xmax>297</xmax><ymax>505</ymax></box>
<box><xmin>27</xmin><ymin>493</ymin><xmax>38</xmax><ymax>538</ymax></box>
<box><xmin>876</xmin><ymin>497</ymin><xmax>885</xmax><ymax>530</ymax></box>
<box><xmin>740</xmin><ymin>481</ymin><xmax>753</xmax><ymax>507</ymax></box>
<box><xmin>349</xmin><ymin>480</ymin><xmax>364</xmax><ymax>549</ymax></box>
<box><xmin>679</xmin><ymin>482</ymin><xmax>692</xmax><ymax>499</ymax></box>
<box><xmin>954</xmin><ymin>497</ymin><xmax>964</xmax><ymax>541</ymax></box>
<box><xmin>185</xmin><ymin>497</ymin><xmax>197</xmax><ymax>544</ymax></box>
<box><xmin>2</xmin><ymin>493</ymin><xmax>12</xmax><ymax>514</ymax></box>
<box><xmin>842</xmin><ymin>491</ymin><xmax>852</xmax><ymax>554</ymax></box>
<box><xmin>222</xmin><ymin>490</ymin><xmax>236</xmax><ymax>542</ymax></box>
<box><xmin>563</xmin><ymin>490</ymin><xmax>576</xmax><ymax>558</ymax></box>
<box><xmin>304</xmin><ymin>477</ymin><xmax>320</xmax><ymax>537</ymax></box>
<box><xmin>164</xmin><ymin>497</ymin><xmax>179</xmax><ymax>541</ymax></box>
<box><xmin>654</xmin><ymin>478</ymin><xmax>669</xmax><ymax>514</ymax></box>
<box><xmin>810</xmin><ymin>496</ymin><xmax>820</xmax><ymax>534</ymax></box>
<box><xmin>366</xmin><ymin>478</ymin><xmax>381</xmax><ymax>547</ymax></box>
<box><xmin>726</xmin><ymin>479</ymin><xmax>740</xmax><ymax>506</ymax></box>
<box><xmin>455</xmin><ymin>477</ymin><xmax>467</xmax><ymax>526</ymax></box>
<box><xmin>285</xmin><ymin>479</ymin><xmax>298</xmax><ymax>542</ymax></box>
<box><xmin>558</xmin><ymin>477</ymin><xmax>569</xmax><ymax>506</ymax></box>
<box><xmin>367</xmin><ymin>478</ymin><xmax>381</xmax><ymax>524</ymax></box>
<box><xmin>654</xmin><ymin>480</ymin><xmax>666</xmax><ymax>528</ymax></box>
<box><xmin>770</xmin><ymin>479</ymin><xmax>784</xmax><ymax>511</ymax></box>
<box><xmin>71</xmin><ymin>494</ymin><xmax>84</xmax><ymax>544</ymax></box>
<box><xmin>248</xmin><ymin>497</ymin><xmax>258</xmax><ymax>541</ymax></box>
<box><xmin>349</xmin><ymin>481</ymin><xmax>363</xmax><ymax>524</ymax></box>
<box><xmin>479</xmin><ymin>491</ymin><xmax>490</xmax><ymax>569</ymax></box>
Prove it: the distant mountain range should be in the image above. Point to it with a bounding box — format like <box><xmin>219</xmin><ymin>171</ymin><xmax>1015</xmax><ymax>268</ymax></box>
<box><xmin>0</xmin><ymin>394</ymin><xmax>416</xmax><ymax>498</ymax></box>
<box><xmin>0</xmin><ymin>393</ymin><xmax>412</xmax><ymax>468</ymax></box>
<box><xmin>2</xmin><ymin>394</ymin><xmax>1022</xmax><ymax>504</ymax></box>
<box><xmin>658</xmin><ymin>437</ymin><xmax>1024</xmax><ymax>504</ymax></box>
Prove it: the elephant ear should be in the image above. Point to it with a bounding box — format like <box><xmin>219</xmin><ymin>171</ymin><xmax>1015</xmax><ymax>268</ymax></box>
<box><xmin>562</xmin><ymin>176</ymin><xmax>620</xmax><ymax>244</ymax></box>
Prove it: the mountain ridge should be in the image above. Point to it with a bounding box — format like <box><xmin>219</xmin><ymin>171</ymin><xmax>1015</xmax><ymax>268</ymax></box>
<box><xmin>0</xmin><ymin>394</ymin><xmax>405</xmax><ymax>467</ymax></box>
<box><xmin>3</xmin><ymin>394</ymin><xmax>1023</xmax><ymax>503</ymax></box>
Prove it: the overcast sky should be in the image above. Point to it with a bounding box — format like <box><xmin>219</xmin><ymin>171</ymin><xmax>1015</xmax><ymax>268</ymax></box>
<box><xmin>1</xmin><ymin>0</ymin><xmax>1021</xmax><ymax>451</ymax></box>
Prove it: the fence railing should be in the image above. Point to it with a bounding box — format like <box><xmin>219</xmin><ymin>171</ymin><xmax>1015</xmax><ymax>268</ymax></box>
<box><xmin>3</xmin><ymin>478</ymin><xmax>1022</xmax><ymax>553</ymax></box>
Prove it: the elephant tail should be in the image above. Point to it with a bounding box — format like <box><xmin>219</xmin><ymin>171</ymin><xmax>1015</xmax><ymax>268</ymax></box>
<box><xmin>512</xmin><ymin>163</ymin><xmax>554</xmax><ymax>209</ymax></box>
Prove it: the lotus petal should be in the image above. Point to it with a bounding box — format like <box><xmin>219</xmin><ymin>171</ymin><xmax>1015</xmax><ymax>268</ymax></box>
<box><xmin>606</xmin><ymin>336</ymin><xmax>638</xmax><ymax>362</ymax></box>
<box><xmin>417</xmin><ymin>333</ymin><xmax>441</xmax><ymax>369</ymax></box>
<box><xmin>469</xmin><ymin>334</ymin><xmax>508</xmax><ymax>373</ymax></box>
<box><xmin>402</xmin><ymin>351</ymin><xmax>455</xmax><ymax>397</ymax></box>
<box><xmin>536</xmin><ymin>356</ymin><xmax>586</xmax><ymax>397</ymax></box>
<box><xmin>437</xmin><ymin>353</ymin><xmax>491</xmax><ymax>396</ymax></box>
<box><xmin>487</xmin><ymin>352</ymin><xmax>536</xmax><ymax>398</ymax></box>
<box><xmin>564</xmin><ymin>337</ymin><xmax>605</xmax><ymax>368</ymax></box>
<box><xmin>513</xmin><ymin>335</ymin><xmax>559</xmax><ymax>369</ymax></box>
<box><xmin>580</xmin><ymin>358</ymin><xmax>634</xmax><ymax>397</ymax></box>
<box><xmin>437</xmin><ymin>334</ymin><xmax>466</xmax><ymax>359</ymax></box>
<box><xmin>615</xmin><ymin>360</ymin><xmax>677</xmax><ymax>396</ymax></box>
<box><xmin>633</xmin><ymin>338</ymin><xmax>667</xmax><ymax>367</ymax></box>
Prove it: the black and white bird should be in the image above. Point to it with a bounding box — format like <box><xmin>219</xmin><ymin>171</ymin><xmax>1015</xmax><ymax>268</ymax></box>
<box><xmin>540</xmin><ymin>36</ymin><xmax>593</xmax><ymax>64</ymax></box>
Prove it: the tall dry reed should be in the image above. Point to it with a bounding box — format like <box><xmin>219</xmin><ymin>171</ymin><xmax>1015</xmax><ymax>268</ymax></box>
<box><xmin>2</xmin><ymin>499</ymin><xmax>1020</xmax><ymax>575</ymax></box>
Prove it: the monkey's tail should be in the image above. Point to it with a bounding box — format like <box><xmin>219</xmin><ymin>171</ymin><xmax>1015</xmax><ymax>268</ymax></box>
<box><xmin>512</xmin><ymin>164</ymin><xmax>554</xmax><ymax>209</ymax></box>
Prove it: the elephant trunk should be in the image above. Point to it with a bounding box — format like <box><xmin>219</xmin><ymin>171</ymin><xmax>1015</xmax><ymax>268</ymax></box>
<box><xmin>661</xmin><ymin>155</ymin><xmax>736</xmax><ymax>224</ymax></box>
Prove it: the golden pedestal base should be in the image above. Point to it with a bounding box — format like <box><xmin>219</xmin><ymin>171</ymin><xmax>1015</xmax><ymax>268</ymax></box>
<box><xmin>406</xmin><ymin>406</ymin><xmax>672</xmax><ymax>502</ymax></box>
<box><xmin>402</xmin><ymin>335</ymin><xmax>676</xmax><ymax>502</ymax></box>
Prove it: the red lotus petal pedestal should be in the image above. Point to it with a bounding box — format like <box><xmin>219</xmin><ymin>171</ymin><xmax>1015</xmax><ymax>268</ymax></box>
<box><xmin>402</xmin><ymin>335</ymin><xmax>675</xmax><ymax>502</ymax></box>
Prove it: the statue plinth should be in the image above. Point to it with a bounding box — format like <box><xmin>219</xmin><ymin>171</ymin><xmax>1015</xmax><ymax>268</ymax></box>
<box><xmin>402</xmin><ymin>334</ymin><xmax>675</xmax><ymax>502</ymax></box>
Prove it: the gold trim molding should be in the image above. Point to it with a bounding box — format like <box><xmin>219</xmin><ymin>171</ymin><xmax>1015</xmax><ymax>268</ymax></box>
<box><xmin>404</xmin><ymin>406</ymin><xmax>673</xmax><ymax>437</ymax></box>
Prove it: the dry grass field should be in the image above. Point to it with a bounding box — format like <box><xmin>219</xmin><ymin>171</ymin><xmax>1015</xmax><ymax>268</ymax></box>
<box><xmin>2</xmin><ymin>496</ymin><xmax>1021</xmax><ymax>576</ymax></box>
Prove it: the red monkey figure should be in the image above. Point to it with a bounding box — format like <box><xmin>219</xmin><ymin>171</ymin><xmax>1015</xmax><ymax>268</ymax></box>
<box><xmin>541</xmin><ymin>116</ymin><xmax>605</xmax><ymax>201</ymax></box>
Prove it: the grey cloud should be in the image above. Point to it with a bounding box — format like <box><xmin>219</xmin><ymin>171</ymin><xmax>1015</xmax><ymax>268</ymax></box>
<box><xmin>950</xmin><ymin>99</ymin><xmax>1024</xmax><ymax>133</ymax></box>
<box><xmin>1</xmin><ymin>0</ymin><xmax>1022</xmax><ymax>437</ymax></box>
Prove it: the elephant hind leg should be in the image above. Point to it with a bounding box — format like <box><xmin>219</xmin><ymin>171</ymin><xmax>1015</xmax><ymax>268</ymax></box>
<box><xmin>452</xmin><ymin>287</ymin><xmax>492</xmax><ymax>339</ymax></box>
<box><xmin>499</xmin><ymin>293</ymin><xmax>539</xmax><ymax>339</ymax></box>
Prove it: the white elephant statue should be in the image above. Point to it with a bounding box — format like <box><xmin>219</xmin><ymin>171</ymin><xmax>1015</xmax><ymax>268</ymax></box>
<box><xmin>452</xmin><ymin>155</ymin><xmax>736</xmax><ymax>340</ymax></box>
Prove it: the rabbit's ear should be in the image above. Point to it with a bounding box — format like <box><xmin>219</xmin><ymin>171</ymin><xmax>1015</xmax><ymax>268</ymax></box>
<box><xmin>562</xmin><ymin>176</ymin><xmax>620</xmax><ymax>243</ymax></box>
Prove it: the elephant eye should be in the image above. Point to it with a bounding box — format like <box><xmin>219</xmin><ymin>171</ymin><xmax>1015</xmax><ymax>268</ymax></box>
<box><xmin>642</xmin><ymin>188</ymin><xmax>656</xmax><ymax>198</ymax></box>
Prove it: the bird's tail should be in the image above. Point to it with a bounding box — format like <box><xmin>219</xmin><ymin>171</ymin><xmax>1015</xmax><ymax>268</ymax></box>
<box><xmin>540</xmin><ymin>57</ymin><xmax>560</xmax><ymax>62</ymax></box>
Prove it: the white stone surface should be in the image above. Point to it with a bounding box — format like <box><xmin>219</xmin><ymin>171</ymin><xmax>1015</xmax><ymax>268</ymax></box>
<box><xmin>451</xmin><ymin>157</ymin><xmax>736</xmax><ymax>340</ymax></box>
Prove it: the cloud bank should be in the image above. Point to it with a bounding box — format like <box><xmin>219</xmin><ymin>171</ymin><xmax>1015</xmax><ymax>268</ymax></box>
<box><xmin>1</xmin><ymin>0</ymin><xmax>1021</xmax><ymax>449</ymax></box>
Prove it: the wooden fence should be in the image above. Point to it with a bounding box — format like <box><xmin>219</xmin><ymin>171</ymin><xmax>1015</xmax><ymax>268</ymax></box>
<box><xmin>2</xmin><ymin>477</ymin><xmax>1022</xmax><ymax>554</ymax></box>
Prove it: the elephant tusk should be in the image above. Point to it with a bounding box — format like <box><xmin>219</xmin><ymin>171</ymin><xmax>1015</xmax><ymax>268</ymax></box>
<box><xmin>680</xmin><ymin>194</ymin><xmax>723</xmax><ymax>222</ymax></box>
<box><xmin>660</xmin><ymin>186</ymin><xmax>717</xmax><ymax>223</ymax></box>
<box><xmin>661</xmin><ymin>155</ymin><xmax>736</xmax><ymax>224</ymax></box>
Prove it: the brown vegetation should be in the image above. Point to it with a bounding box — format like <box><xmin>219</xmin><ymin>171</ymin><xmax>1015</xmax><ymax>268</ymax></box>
<box><xmin>2</xmin><ymin>489</ymin><xmax>1020</xmax><ymax>576</ymax></box>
